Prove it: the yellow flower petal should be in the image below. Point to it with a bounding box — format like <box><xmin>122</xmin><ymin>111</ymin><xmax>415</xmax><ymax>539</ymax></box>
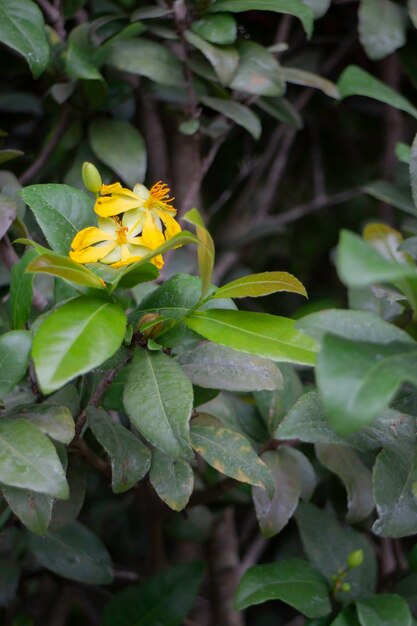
<box><xmin>141</xmin><ymin>212</ymin><xmax>165</xmax><ymax>249</ymax></box>
<box><xmin>70</xmin><ymin>241</ymin><xmax>117</xmax><ymax>263</ymax></box>
<box><xmin>71</xmin><ymin>226</ymin><xmax>115</xmax><ymax>251</ymax></box>
<box><xmin>154</xmin><ymin>208</ymin><xmax>181</xmax><ymax>240</ymax></box>
<box><xmin>95</xmin><ymin>194</ymin><xmax>142</xmax><ymax>218</ymax></box>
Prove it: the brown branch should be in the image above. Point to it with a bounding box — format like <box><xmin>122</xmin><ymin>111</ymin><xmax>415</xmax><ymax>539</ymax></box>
<box><xmin>180</xmin><ymin>137</ymin><xmax>225</xmax><ymax>216</ymax></box>
<box><xmin>19</xmin><ymin>110</ymin><xmax>71</xmax><ymax>185</ymax></box>
<box><xmin>38</xmin><ymin>0</ymin><xmax>66</xmax><ymax>40</ymax></box>
<box><xmin>72</xmin><ymin>438</ymin><xmax>110</xmax><ymax>476</ymax></box>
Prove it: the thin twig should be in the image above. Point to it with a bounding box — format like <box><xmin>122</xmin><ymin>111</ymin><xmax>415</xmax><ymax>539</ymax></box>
<box><xmin>180</xmin><ymin>136</ymin><xmax>225</xmax><ymax>216</ymax></box>
<box><xmin>238</xmin><ymin>533</ymin><xmax>268</xmax><ymax>578</ymax></box>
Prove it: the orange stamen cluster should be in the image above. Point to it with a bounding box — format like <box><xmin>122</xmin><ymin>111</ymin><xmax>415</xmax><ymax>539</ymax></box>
<box><xmin>145</xmin><ymin>182</ymin><xmax>176</xmax><ymax>212</ymax></box>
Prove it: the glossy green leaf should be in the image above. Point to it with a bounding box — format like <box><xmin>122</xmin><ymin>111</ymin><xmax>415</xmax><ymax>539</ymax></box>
<box><xmin>32</xmin><ymin>297</ymin><xmax>126</xmax><ymax>394</ymax></box>
<box><xmin>315</xmin><ymin>443</ymin><xmax>374</xmax><ymax>523</ymax></box>
<box><xmin>150</xmin><ymin>449</ymin><xmax>193</xmax><ymax>511</ymax></box>
<box><xmin>235</xmin><ymin>558</ymin><xmax>331</xmax><ymax>616</ymax></box>
<box><xmin>200</xmin><ymin>95</ymin><xmax>262</xmax><ymax>139</ymax></box>
<box><xmin>183</xmin><ymin>208</ymin><xmax>215</xmax><ymax>299</ymax></box>
<box><xmin>2</xmin><ymin>485</ymin><xmax>52</xmax><ymax>535</ymax></box>
<box><xmin>10</xmin><ymin>404</ymin><xmax>75</xmax><ymax>444</ymax></box>
<box><xmin>21</xmin><ymin>184</ymin><xmax>94</xmax><ymax>255</ymax></box>
<box><xmin>184</xmin><ymin>30</ymin><xmax>239</xmax><ymax>85</ymax></box>
<box><xmin>296</xmin><ymin>502</ymin><xmax>377</xmax><ymax>600</ymax></box>
<box><xmin>0</xmin><ymin>0</ymin><xmax>49</xmax><ymax>77</ymax></box>
<box><xmin>214</xmin><ymin>271</ymin><xmax>307</xmax><ymax>299</ymax></box>
<box><xmin>230</xmin><ymin>41</ymin><xmax>284</xmax><ymax>96</ymax></box>
<box><xmin>0</xmin><ymin>418</ymin><xmax>68</xmax><ymax>498</ymax></box>
<box><xmin>282</xmin><ymin>67</ymin><xmax>339</xmax><ymax>98</ymax></box>
<box><xmin>88</xmin><ymin>407</ymin><xmax>151</xmax><ymax>493</ymax></box>
<box><xmin>363</xmin><ymin>180</ymin><xmax>417</xmax><ymax>217</ymax></box>
<box><xmin>65</xmin><ymin>23</ymin><xmax>103</xmax><ymax>81</ymax></box>
<box><xmin>253</xmin><ymin>448</ymin><xmax>316</xmax><ymax>537</ymax></box>
<box><xmin>26</xmin><ymin>522</ymin><xmax>113</xmax><ymax>584</ymax></box>
<box><xmin>191</xmin><ymin>14</ymin><xmax>237</xmax><ymax>45</ymax></box>
<box><xmin>27</xmin><ymin>252</ymin><xmax>105</xmax><ymax>289</ymax></box>
<box><xmin>185</xmin><ymin>309</ymin><xmax>317</xmax><ymax>366</ymax></box>
<box><xmin>207</xmin><ymin>0</ymin><xmax>314</xmax><ymax>38</ymax></box>
<box><xmin>356</xmin><ymin>595</ymin><xmax>412</xmax><ymax>626</ymax></box>
<box><xmin>9</xmin><ymin>250</ymin><xmax>36</xmax><ymax>329</ymax></box>
<box><xmin>107</xmin><ymin>39</ymin><xmax>185</xmax><ymax>86</ymax></box>
<box><xmin>0</xmin><ymin>330</ymin><xmax>32</xmax><ymax>397</ymax></box>
<box><xmin>178</xmin><ymin>342</ymin><xmax>282</xmax><ymax>391</ymax></box>
<box><xmin>102</xmin><ymin>562</ymin><xmax>204</xmax><ymax>626</ymax></box>
<box><xmin>338</xmin><ymin>66</ymin><xmax>417</xmax><ymax>120</ymax></box>
<box><xmin>358</xmin><ymin>0</ymin><xmax>406</xmax><ymax>61</ymax></box>
<box><xmin>124</xmin><ymin>348</ymin><xmax>193</xmax><ymax>460</ymax></box>
<box><xmin>89</xmin><ymin>119</ymin><xmax>147</xmax><ymax>187</ymax></box>
<box><xmin>190</xmin><ymin>414</ymin><xmax>273</xmax><ymax>492</ymax></box>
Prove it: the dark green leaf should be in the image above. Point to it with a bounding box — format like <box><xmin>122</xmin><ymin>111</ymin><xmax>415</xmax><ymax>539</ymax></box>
<box><xmin>184</xmin><ymin>30</ymin><xmax>239</xmax><ymax>85</ymax></box>
<box><xmin>191</xmin><ymin>14</ymin><xmax>237</xmax><ymax>45</ymax></box>
<box><xmin>9</xmin><ymin>250</ymin><xmax>36</xmax><ymax>329</ymax></box>
<box><xmin>229</xmin><ymin>41</ymin><xmax>284</xmax><ymax>96</ymax></box>
<box><xmin>0</xmin><ymin>331</ymin><xmax>32</xmax><ymax>397</ymax></box>
<box><xmin>50</xmin><ymin>456</ymin><xmax>86</xmax><ymax>530</ymax></box>
<box><xmin>200</xmin><ymin>96</ymin><xmax>262</xmax><ymax>139</ymax></box>
<box><xmin>2</xmin><ymin>485</ymin><xmax>52</xmax><ymax>535</ymax></box>
<box><xmin>358</xmin><ymin>0</ymin><xmax>406</xmax><ymax>61</ymax></box>
<box><xmin>256</xmin><ymin>96</ymin><xmax>303</xmax><ymax>128</ymax></box>
<box><xmin>10</xmin><ymin>404</ymin><xmax>75</xmax><ymax>444</ymax></box>
<box><xmin>150</xmin><ymin>449</ymin><xmax>193</xmax><ymax>511</ymax></box>
<box><xmin>65</xmin><ymin>23</ymin><xmax>103</xmax><ymax>81</ymax></box>
<box><xmin>356</xmin><ymin>595</ymin><xmax>412</xmax><ymax>626</ymax></box>
<box><xmin>254</xmin><ymin>363</ymin><xmax>303</xmax><ymax>433</ymax></box>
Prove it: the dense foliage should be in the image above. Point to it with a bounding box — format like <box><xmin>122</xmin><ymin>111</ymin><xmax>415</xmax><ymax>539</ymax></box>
<box><xmin>3</xmin><ymin>1</ymin><xmax>417</xmax><ymax>625</ymax></box>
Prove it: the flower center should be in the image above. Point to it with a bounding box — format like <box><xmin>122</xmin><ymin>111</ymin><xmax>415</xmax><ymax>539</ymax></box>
<box><xmin>116</xmin><ymin>225</ymin><xmax>129</xmax><ymax>244</ymax></box>
<box><xmin>144</xmin><ymin>181</ymin><xmax>175</xmax><ymax>213</ymax></box>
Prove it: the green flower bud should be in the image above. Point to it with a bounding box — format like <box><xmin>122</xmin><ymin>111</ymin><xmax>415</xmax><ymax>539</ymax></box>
<box><xmin>82</xmin><ymin>162</ymin><xmax>102</xmax><ymax>193</ymax></box>
<box><xmin>137</xmin><ymin>313</ymin><xmax>164</xmax><ymax>338</ymax></box>
<box><xmin>347</xmin><ymin>549</ymin><xmax>364</xmax><ymax>569</ymax></box>
<box><xmin>341</xmin><ymin>582</ymin><xmax>351</xmax><ymax>592</ymax></box>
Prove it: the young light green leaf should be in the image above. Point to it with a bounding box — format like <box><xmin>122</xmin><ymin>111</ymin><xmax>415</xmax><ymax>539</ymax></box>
<box><xmin>21</xmin><ymin>184</ymin><xmax>94</xmax><ymax>255</ymax></box>
<box><xmin>282</xmin><ymin>66</ymin><xmax>339</xmax><ymax>98</ymax></box>
<box><xmin>358</xmin><ymin>0</ymin><xmax>406</xmax><ymax>61</ymax></box>
<box><xmin>200</xmin><ymin>96</ymin><xmax>262</xmax><ymax>139</ymax></box>
<box><xmin>356</xmin><ymin>595</ymin><xmax>413</xmax><ymax>626</ymax></box>
<box><xmin>0</xmin><ymin>419</ymin><xmax>68</xmax><ymax>498</ymax></box>
<box><xmin>26</xmin><ymin>522</ymin><xmax>113</xmax><ymax>584</ymax></box>
<box><xmin>2</xmin><ymin>485</ymin><xmax>52</xmax><ymax>535</ymax></box>
<box><xmin>207</xmin><ymin>0</ymin><xmax>314</xmax><ymax>38</ymax></box>
<box><xmin>183</xmin><ymin>208</ymin><xmax>215</xmax><ymax>299</ymax></box>
<box><xmin>230</xmin><ymin>41</ymin><xmax>285</xmax><ymax>96</ymax></box>
<box><xmin>0</xmin><ymin>0</ymin><xmax>49</xmax><ymax>78</ymax></box>
<box><xmin>184</xmin><ymin>30</ymin><xmax>239</xmax><ymax>85</ymax></box>
<box><xmin>87</xmin><ymin>406</ymin><xmax>151</xmax><ymax>493</ymax></box>
<box><xmin>32</xmin><ymin>297</ymin><xmax>126</xmax><ymax>394</ymax></box>
<box><xmin>213</xmin><ymin>271</ymin><xmax>307</xmax><ymax>299</ymax></box>
<box><xmin>235</xmin><ymin>558</ymin><xmax>331</xmax><ymax>617</ymax></box>
<box><xmin>190</xmin><ymin>414</ymin><xmax>273</xmax><ymax>493</ymax></box>
<box><xmin>27</xmin><ymin>252</ymin><xmax>105</xmax><ymax>289</ymax></box>
<box><xmin>9</xmin><ymin>249</ymin><xmax>36</xmax><ymax>329</ymax></box>
<box><xmin>89</xmin><ymin>119</ymin><xmax>147</xmax><ymax>187</ymax></box>
<box><xmin>338</xmin><ymin>66</ymin><xmax>417</xmax><ymax>120</ymax></box>
<box><xmin>185</xmin><ymin>309</ymin><xmax>317</xmax><ymax>366</ymax></box>
<box><xmin>315</xmin><ymin>443</ymin><xmax>374</xmax><ymax>523</ymax></box>
<box><xmin>102</xmin><ymin>562</ymin><xmax>204</xmax><ymax>626</ymax></box>
<box><xmin>150</xmin><ymin>449</ymin><xmax>194</xmax><ymax>511</ymax></box>
<box><xmin>0</xmin><ymin>330</ymin><xmax>32</xmax><ymax>397</ymax></box>
<box><xmin>124</xmin><ymin>348</ymin><xmax>193</xmax><ymax>460</ymax></box>
<box><xmin>178</xmin><ymin>342</ymin><xmax>282</xmax><ymax>391</ymax></box>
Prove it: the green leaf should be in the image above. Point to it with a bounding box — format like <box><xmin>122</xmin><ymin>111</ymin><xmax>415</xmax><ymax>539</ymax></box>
<box><xmin>213</xmin><ymin>271</ymin><xmax>307</xmax><ymax>299</ymax></box>
<box><xmin>9</xmin><ymin>250</ymin><xmax>36</xmax><ymax>329</ymax></box>
<box><xmin>358</xmin><ymin>0</ymin><xmax>406</xmax><ymax>61</ymax></box>
<box><xmin>21</xmin><ymin>184</ymin><xmax>94</xmax><ymax>255</ymax></box>
<box><xmin>32</xmin><ymin>297</ymin><xmax>126</xmax><ymax>394</ymax></box>
<box><xmin>0</xmin><ymin>193</ymin><xmax>16</xmax><ymax>238</ymax></box>
<box><xmin>87</xmin><ymin>407</ymin><xmax>151</xmax><ymax>493</ymax></box>
<box><xmin>200</xmin><ymin>96</ymin><xmax>262</xmax><ymax>139</ymax></box>
<box><xmin>0</xmin><ymin>330</ymin><xmax>32</xmax><ymax>397</ymax></box>
<box><xmin>124</xmin><ymin>348</ymin><xmax>193</xmax><ymax>460</ymax></box>
<box><xmin>50</xmin><ymin>456</ymin><xmax>86</xmax><ymax>530</ymax></box>
<box><xmin>207</xmin><ymin>0</ymin><xmax>314</xmax><ymax>38</ymax></box>
<box><xmin>185</xmin><ymin>309</ymin><xmax>317</xmax><ymax>366</ymax></box>
<box><xmin>356</xmin><ymin>595</ymin><xmax>412</xmax><ymax>626</ymax></box>
<box><xmin>316</xmin><ymin>334</ymin><xmax>417</xmax><ymax>433</ymax></box>
<box><xmin>178</xmin><ymin>342</ymin><xmax>282</xmax><ymax>391</ymax></box>
<box><xmin>0</xmin><ymin>418</ymin><xmax>68</xmax><ymax>498</ymax></box>
<box><xmin>26</xmin><ymin>522</ymin><xmax>113</xmax><ymax>584</ymax></box>
<box><xmin>89</xmin><ymin>119</ymin><xmax>147</xmax><ymax>187</ymax></box>
<box><xmin>0</xmin><ymin>149</ymin><xmax>24</xmax><ymax>165</ymax></box>
<box><xmin>372</xmin><ymin>444</ymin><xmax>417</xmax><ymax>537</ymax></box>
<box><xmin>410</xmin><ymin>133</ymin><xmax>417</xmax><ymax>210</ymax></box>
<box><xmin>107</xmin><ymin>39</ymin><xmax>185</xmax><ymax>86</ymax></box>
<box><xmin>149</xmin><ymin>449</ymin><xmax>193</xmax><ymax>511</ymax></box>
<box><xmin>256</xmin><ymin>97</ymin><xmax>303</xmax><ymax>128</ymax></box>
<box><xmin>102</xmin><ymin>562</ymin><xmax>204</xmax><ymax>626</ymax></box>
<box><xmin>301</xmin><ymin>0</ymin><xmax>330</xmax><ymax>18</ymax></box>
<box><xmin>1</xmin><ymin>485</ymin><xmax>52</xmax><ymax>535</ymax></box>
<box><xmin>330</xmin><ymin>608</ymin><xmax>361</xmax><ymax>626</ymax></box>
<box><xmin>190</xmin><ymin>414</ymin><xmax>273</xmax><ymax>492</ymax></box>
<box><xmin>10</xmin><ymin>404</ymin><xmax>75</xmax><ymax>444</ymax></box>
<box><xmin>363</xmin><ymin>180</ymin><xmax>417</xmax><ymax>217</ymax></box>
<box><xmin>27</xmin><ymin>252</ymin><xmax>105</xmax><ymax>289</ymax></box>
<box><xmin>338</xmin><ymin>66</ymin><xmax>417</xmax><ymax>120</ymax></box>
<box><xmin>235</xmin><ymin>558</ymin><xmax>331</xmax><ymax>617</ymax></box>
<box><xmin>229</xmin><ymin>41</ymin><xmax>285</xmax><ymax>96</ymax></box>
<box><xmin>396</xmin><ymin>142</ymin><xmax>411</xmax><ymax>164</ymax></box>
<box><xmin>253</xmin><ymin>448</ymin><xmax>316</xmax><ymax>537</ymax></box>
<box><xmin>254</xmin><ymin>363</ymin><xmax>303</xmax><ymax>433</ymax></box>
<box><xmin>106</xmin><ymin>261</ymin><xmax>158</xmax><ymax>290</ymax></box>
<box><xmin>65</xmin><ymin>23</ymin><xmax>103</xmax><ymax>81</ymax></box>
<box><xmin>395</xmin><ymin>574</ymin><xmax>417</xmax><ymax>615</ymax></box>
<box><xmin>0</xmin><ymin>0</ymin><xmax>49</xmax><ymax>77</ymax></box>
<box><xmin>282</xmin><ymin>67</ymin><xmax>339</xmax><ymax>98</ymax></box>
<box><xmin>184</xmin><ymin>30</ymin><xmax>239</xmax><ymax>86</ymax></box>
<box><xmin>315</xmin><ymin>443</ymin><xmax>374</xmax><ymax>523</ymax></box>
<box><xmin>191</xmin><ymin>14</ymin><xmax>237</xmax><ymax>45</ymax></box>
<box><xmin>410</xmin><ymin>0</ymin><xmax>417</xmax><ymax>29</ymax></box>
<box><xmin>182</xmin><ymin>208</ymin><xmax>215</xmax><ymax>299</ymax></box>
<box><xmin>296</xmin><ymin>502</ymin><xmax>377</xmax><ymax>600</ymax></box>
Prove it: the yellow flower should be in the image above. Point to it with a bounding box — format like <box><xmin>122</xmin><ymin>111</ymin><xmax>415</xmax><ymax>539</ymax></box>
<box><xmin>94</xmin><ymin>181</ymin><xmax>181</xmax><ymax>244</ymax></box>
<box><xmin>70</xmin><ymin>213</ymin><xmax>164</xmax><ymax>269</ymax></box>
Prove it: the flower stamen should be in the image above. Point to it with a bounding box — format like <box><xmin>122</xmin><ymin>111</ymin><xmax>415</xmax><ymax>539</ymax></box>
<box><xmin>144</xmin><ymin>181</ymin><xmax>175</xmax><ymax>213</ymax></box>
